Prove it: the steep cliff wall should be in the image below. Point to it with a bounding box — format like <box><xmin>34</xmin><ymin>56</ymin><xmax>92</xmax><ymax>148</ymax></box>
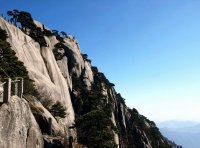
<box><xmin>0</xmin><ymin>16</ymin><xmax>74</xmax><ymax>127</ymax></box>
<box><xmin>0</xmin><ymin>14</ymin><xmax>175</xmax><ymax>148</ymax></box>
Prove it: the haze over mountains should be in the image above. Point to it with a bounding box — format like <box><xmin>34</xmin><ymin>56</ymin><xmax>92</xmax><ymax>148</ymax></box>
<box><xmin>158</xmin><ymin>120</ymin><xmax>199</xmax><ymax>129</ymax></box>
<box><xmin>157</xmin><ymin>120</ymin><xmax>200</xmax><ymax>148</ymax></box>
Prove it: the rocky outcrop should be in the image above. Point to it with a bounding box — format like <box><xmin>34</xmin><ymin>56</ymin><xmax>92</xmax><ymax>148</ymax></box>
<box><xmin>0</xmin><ymin>13</ymin><xmax>174</xmax><ymax>148</ymax></box>
<box><xmin>26</xmin><ymin>96</ymin><xmax>64</xmax><ymax>136</ymax></box>
<box><xmin>0</xmin><ymin>16</ymin><xmax>74</xmax><ymax>127</ymax></box>
<box><xmin>0</xmin><ymin>96</ymin><xmax>43</xmax><ymax>148</ymax></box>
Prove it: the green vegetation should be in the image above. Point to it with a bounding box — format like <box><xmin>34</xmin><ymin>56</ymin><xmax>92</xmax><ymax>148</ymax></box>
<box><xmin>0</xmin><ymin>26</ymin><xmax>40</xmax><ymax>102</ymax></box>
<box><xmin>53</xmin><ymin>47</ymin><xmax>65</xmax><ymax>61</ymax></box>
<box><xmin>0</xmin><ymin>27</ymin><xmax>28</xmax><ymax>78</ymax></box>
<box><xmin>92</xmin><ymin>68</ymin><xmax>116</xmax><ymax>90</ymax></box>
<box><xmin>116</xmin><ymin>93</ymin><xmax>126</xmax><ymax>106</ymax></box>
<box><xmin>72</xmin><ymin>73</ymin><xmax>117</xmax><ymax>147</ymax></box>
<box><xmin>76</xmin><ymin>110</ymin><xmax>117</xmax><ymax>148</ymax></box>
<box><xmin>7</xmin><ymin>10</ymin><xmax>48</xmax><ymax>46</ymax></box>
<box><xmin>49</xmin><ymin>101</ymin><xmax>67</xmax><ymax>118</ymax></box>
<box><xmin>81</xmin><ymin>53</ymin><xmax>91</xmax><ymax>63</ymax></box>
<box><xmin>91</xmin><ymin>66</ymin><xmax>98</xmax><ymax>73</ymax></box>
<box><xmin>43</xmin><ymin>27</ymin><xmax>54</xmax><ymax>37</ymax></box>
<box><xmin>81</xmin><ymin>54</ymin><xmax>88</xmax><ymax>60</ymax></box>
<box><xmin>38</xmin><ymin>97</ymin><xmax>67</xmax><ymax>118</ymax></box>
<box><xmin>60</xmin><ymin>31</ymin><xmax>67</xmax><ymax>38</ymax></box>
<box><xmin>53</xmin><ymin>42</ymin><xmax>76</xmax><ymax>74</ymax></box>
<box><xmin>53</xmin><ymin>42</ymin><xmax>75</xmax><ymax>72</ymax></box>
<box><xmin>0</xmin><ymin>26</ymin><xmax>53</xmax><ymax>120</ymax></box>
<box><xmin>52</xmin><ymin>30</ymin><xmax>66</xmax><ymax>43</ymax></box>
<box><xmin>2</xmin><ymin>10</ymin><xmax>173</xmax><ymax>147</ymax></box>
<box><xmin>125</xmin><ymin>108</ymin><xmax>172</xmax><ymax>148</ymax></box>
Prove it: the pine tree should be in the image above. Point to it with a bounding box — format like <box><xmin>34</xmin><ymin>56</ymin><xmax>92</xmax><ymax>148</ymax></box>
<box><xmin>50</xmin><ymin>101</ymin><xmax>67</xmax><ymax>118</ymax></box>
<box><xmin>0</xmin><ymin>27</ymin><xmax>28</xmax><ymax>78</ymax></box>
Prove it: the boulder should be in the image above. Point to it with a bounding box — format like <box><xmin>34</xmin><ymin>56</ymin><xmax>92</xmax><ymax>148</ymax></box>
<box><xmin>0</xmin><ymin>96</ymin><xmax>43</xmax><ymax>148</ymax></box>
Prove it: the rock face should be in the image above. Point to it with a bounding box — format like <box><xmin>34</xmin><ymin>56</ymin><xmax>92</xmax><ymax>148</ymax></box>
<box><xmin>27</xmin><ymin>96</ymin><xmax>64</xmax><ymax>136</ymax></box>
<box><xmin>0</xmin><ymin>96</ymin><xmax>43</xmax><ymax>148</ymax></box>
<box><xmin>0</xmin><ymin>16</ymin><xmax>75</xmax><ymax>127</ymax></box>
<box><xmin>0</xmin><ymin>14</ymin><xmax>174</xmax><ymax>148</ymax></box>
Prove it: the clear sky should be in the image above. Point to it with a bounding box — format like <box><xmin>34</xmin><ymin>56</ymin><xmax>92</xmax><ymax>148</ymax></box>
<box><xmin>1</xmin><ymin>0</ymin><xmax>200</xmax><ymax>122</ymax></box>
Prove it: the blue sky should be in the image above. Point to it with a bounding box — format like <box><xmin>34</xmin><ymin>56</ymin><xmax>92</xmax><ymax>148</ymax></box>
<box><xmin>1</xmin><ymin>0</ymin><xmax>200</xmax><ymax>122</ymax></box>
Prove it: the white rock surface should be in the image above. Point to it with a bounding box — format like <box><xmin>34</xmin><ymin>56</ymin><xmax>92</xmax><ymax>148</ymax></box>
<box><xmin>0</xmin><ymin>17</ymin><xmax>75</xmax><ymax>126</ymax></box>
<box><xmin>47</xmin><ymin>33</ymin><xmax>73</xmax><ymax>91</ymax></box>
<box><xmin>52</xmin><ymin>34</ymin><xmax>94</xmax><ymax>90</ymax></box>
<box><xmin>119</xmin><ymin>103</ymin><xmax>127</xmax><ymax>129</ymax></box>
<box><xmin>28</xmin><ymin>97</ymin><xmax>64</xmax><ymax>136</ymax></box>
<box><xmin>0</xmin><ymin>96</ymin><xmax>43</xmax><ymax>148</ymax></box>
<box><xmin>0</xmin><ymin>85</ymin><xmax>3</xmax><ymax>100</ymax></box>
<box><xmin>64</xmin><ymin>37</ymin><xmax>85</xmax><ymax>77</ymax></box>
<box><xmin>57</xmin><ymin>56</ymin><xmax>72</xmax><ymax>91</ymax></box>
<box><xmin>0</xmin><ymin>16</ymin><xmax>169</xmax><ymax>148</ymax></box>
<box><xmin>111</xmin><ymin>112</ymin><xmax>120</xmax><ymax>147</ymax></box>
<box><xmin>83</xmin><ymin>61</ymin><xmax>94</xmax><ymax>89</ymax></box>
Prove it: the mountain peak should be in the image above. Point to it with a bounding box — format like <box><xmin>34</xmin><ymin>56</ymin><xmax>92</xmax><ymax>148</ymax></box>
<box><xmin>0</xmin><ymin>10</ymin><xmax>176</xmax><ymax>148</ymax></box>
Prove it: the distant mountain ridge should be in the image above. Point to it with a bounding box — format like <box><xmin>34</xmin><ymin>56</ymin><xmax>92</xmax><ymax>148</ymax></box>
<box><xmin>157</xmin><ymin>120</ymin><xmax>198</xmax><ymax>128</ymax></box>
<box><xmin>158</xmin><ymin>120</ymin><xmax>200</xmax><ymax>148</ymax></box>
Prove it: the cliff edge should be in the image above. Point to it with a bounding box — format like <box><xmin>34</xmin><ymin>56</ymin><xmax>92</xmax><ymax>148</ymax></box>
<box><xmin>0</xmin><ymin>11</ymin><xmax>179</xmax><ymax>148</ymax></box>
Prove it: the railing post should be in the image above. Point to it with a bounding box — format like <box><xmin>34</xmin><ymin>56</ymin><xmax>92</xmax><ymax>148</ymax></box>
<box><xmin>17</xmin><ymin>78</ymin><xmax>23</xmax><ymax>98</ymax></box>
<box><xmin>0</xmin><ymin>84</ymin><xmax>3</xmax><ymax>103</ymax></box>
<box><xmin>48</xmin><ymin>117</ymin><xmax>52</xmax><ymax>135</ymax></box>
<box><xmin>13</xmin><ymin>78</ymin><xmax>18</xmax><ymax>96</ymax></box>
<box><xmin>3</xmin><ymin>78</ymin><xmax>11</xmax><ymax>103</ymax></box>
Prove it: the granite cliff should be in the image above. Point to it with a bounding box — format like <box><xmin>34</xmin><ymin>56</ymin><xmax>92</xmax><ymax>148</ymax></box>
<box><xmin>0</xmin><ymin>11</ymin><xmax>177</xmax><ymax>148</ymax></box>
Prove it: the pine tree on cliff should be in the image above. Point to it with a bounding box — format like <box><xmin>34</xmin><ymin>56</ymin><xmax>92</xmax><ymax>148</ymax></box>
<box><xmin>7</xmin><ymin>9</ymin><xmax>19</xmax><ymax>26</ymax></box>
<box><xmin>0</xmin><ymin>27</ymin><xmax>28</xmax><ymax>78</ymax></box>
<box><xmin>7</xmin><ymin>10</ymin><xmax>47</xmax><ymax>46</ymax></box>
<box><xmin>49</xmin><ymin>101</ymin><xmax>67</xmax><ymax>118</ymax></box>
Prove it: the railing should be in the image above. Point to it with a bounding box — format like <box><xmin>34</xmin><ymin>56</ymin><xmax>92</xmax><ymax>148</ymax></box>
<box><xmin>11</xmin><ymin>78</ymin><xmax>24</xmax><ymax>98</ymax></box>
<box><xmin>0</xmin><ymin>82</ymin><xmax>5</xmax><ymax>102</ymax></box>
<box><xmin>0</xmin><ymin>82</ymin><xmax>6</xmax><ymax>86</ymax></box>
<box><xmin>0</xmin><ymin>78</ymin><xmax>23</xmax><ymax>103</ymax></box>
